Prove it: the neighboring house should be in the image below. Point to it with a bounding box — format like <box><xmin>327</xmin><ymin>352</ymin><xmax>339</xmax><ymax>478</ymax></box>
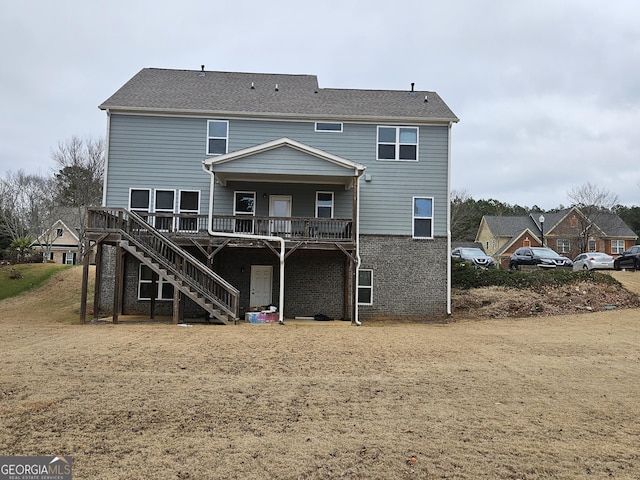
<box><xmin>83</xmin><ymin>67</ymin><xmax>458</xmax><ymax>324</ymax></box>
<box><xmin>476</xmin><ymin>207</ymin><xmax>638</xmax><ymax>269</ymax></box>
<box><xmin>32</xmin><ymin>218</ymin><xmax>83</xmax><ymax>265</ymax></box>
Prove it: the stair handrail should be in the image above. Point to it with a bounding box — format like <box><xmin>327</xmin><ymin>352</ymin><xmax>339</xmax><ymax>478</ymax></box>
<box><xmin>90</xmin><ymin>208</ymin><xmax>239</xmax><ymax>319</ymax></box>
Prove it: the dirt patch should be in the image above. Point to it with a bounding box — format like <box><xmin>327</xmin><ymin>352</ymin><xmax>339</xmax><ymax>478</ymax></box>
<box><xmin>452</xmin><ymin>271</ymin><xmax>640</xmax><ymax>319</ymax></box>
<box><xmin>1</xmin><ymin>267</ymin><xmax>640</xmax><ymax>478</ymax></box>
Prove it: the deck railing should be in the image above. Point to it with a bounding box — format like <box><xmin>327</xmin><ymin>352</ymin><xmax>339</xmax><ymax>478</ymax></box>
<box><xmin>88</xmin><ymin>208</ymin><xmax>353</xmax><ymax>242</ymax></box>
<box><xmin>88</xmin><ymin>208</ymin><xmax>239</xmax><ymax>318</ymax></box>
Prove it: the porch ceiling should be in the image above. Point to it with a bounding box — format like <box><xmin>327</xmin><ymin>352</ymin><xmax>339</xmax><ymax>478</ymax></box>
<box><xmin>214</xmin><ymin>171</ymin><xmax>358</xmax><ymax>188</ymax></box>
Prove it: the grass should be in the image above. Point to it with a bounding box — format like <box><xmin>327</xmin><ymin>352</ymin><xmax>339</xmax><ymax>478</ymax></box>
<box><xmin>0</xmin><ymin>263</ymin><xmax>71</xmax><ymax>301</ymax></box>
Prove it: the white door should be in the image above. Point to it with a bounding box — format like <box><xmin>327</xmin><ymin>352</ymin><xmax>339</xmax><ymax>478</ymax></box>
<box><xmin>269</xmin><ymin>195</ymin><xmax>292</xmax><ymax>234</ymax></box>
<box><xmin>250</xmin><ymin>265</ymin><xmax>272</xmax><ymax>308</ymax></box>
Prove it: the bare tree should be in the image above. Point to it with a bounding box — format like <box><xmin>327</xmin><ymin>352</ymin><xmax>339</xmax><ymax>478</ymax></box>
<box><xmin>0</xmin><ymin>170</ymin><xmax>56</xmax><ymax>243</ymax></box>
<box><xmin>567</xmin><ymin>183</ymin><xmax>619</xmax><ymax>253</ymax></box>
<box><xmin>51</xmin><ymin>136</ymin><xmax>105</xmax><ymax>260</ymax></box>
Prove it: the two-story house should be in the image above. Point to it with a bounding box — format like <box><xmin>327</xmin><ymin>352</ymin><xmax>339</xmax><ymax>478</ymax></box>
<box><xmin>82</xmin><ymin>67</ymin><xmax>458</xmax><ymax>324</ymax></box>
<box><xmin>476</xmin><ymin>207</ymin><xmax>638</xmax><ymax>269</ymax></box>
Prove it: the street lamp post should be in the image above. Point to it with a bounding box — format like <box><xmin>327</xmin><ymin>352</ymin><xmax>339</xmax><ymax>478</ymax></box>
<box><xmin>539</xmin><ymin>214</ymin><xmax>545</xmax><ymax>247</ymax></box>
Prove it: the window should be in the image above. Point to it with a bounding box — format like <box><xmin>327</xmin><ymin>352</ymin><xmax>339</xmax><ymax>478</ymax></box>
<box><xmin>413</xmin><ymin>197</ymin><xmax>433</xmax><ymax>239</ymax></box>
<box><xmin>377</xmin><ymin>126</ymin><xmax>418</xmax><ymax>161</ymax></box>
<box><xmin>234</xmin><ymin>191</ymin><xmax>255</xmax><ymax>233</ymax></box>
<box><xmin>588</xmin><ymin>239</ymin><xmax>596</xmax><ymax>252</ymax></box>
<box><xmin>130</xmin><ymin>188</ymin><xmax>151</xmax><ymax>221</ymax></box>
<box><xmin>358</xmin><ymin>269</ymin><xmax>373</xmax><ymax>305</ymax></box>
<box><xmin>316</xmin><ymin>192</ymin><xmax>334</xmax><ymax>218</ymax></box>
<box><xmin>63</xmin><ymin>252</ymin><xmax>76</xmax><ymax>265</ymax></box>
<box><xmin>178</xmin><ymin>190</ymin><xmax>200</xmax><ymax>232</ymax></box>
<box><xmin>207</xmin><ymin>120</ymin><xmax>228</xmax><ymax>155</ymax></box>
<box><xmin>138</xmin><ymin>265</ymin><xmax>174</xmax><ymax>300</ymax></box>
<box><xmin>612</xmin><ymin>240</ymin><xmax>625</xmax><ymax>254</ymax></box>
<box><xmin>56</xmin><ymin>228</ymin><xmax>63</xmax><ymax>237</ymax></box>
<box><xmin>557</xmin><ymin>239</ymin><xmax>570</xmax><ymax>253</ymax></box>
<box><xmin>315</xmin><ymin>122</ymin><xmax>343</xmax><ymax>132</ymax></box>
<box><xmin>154</xmin><ymin>190</ymin><xmax>175</xmax><ymax>231</ymax></box>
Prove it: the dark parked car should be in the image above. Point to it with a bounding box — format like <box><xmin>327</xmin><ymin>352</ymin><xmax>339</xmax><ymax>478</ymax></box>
<box><xmin>509</xmin><ymin>247</ymin><xmax>573</xmax><ymax>270</ymax></box>
<box><xmin>613</xmin><ymin>245</ymin><xmax>640</xmax><ymax>271</ymax></box>
<box><xmin>451</xmin><ymin>247</ymin><xmax>495</xmax><ymax>269</ymax></box>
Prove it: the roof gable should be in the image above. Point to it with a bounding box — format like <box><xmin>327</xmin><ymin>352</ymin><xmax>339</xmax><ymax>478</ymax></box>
<box><xmin>203</xmin><ymin>138</ymin><xmax>365</xmax><ymax>188</ymax></box>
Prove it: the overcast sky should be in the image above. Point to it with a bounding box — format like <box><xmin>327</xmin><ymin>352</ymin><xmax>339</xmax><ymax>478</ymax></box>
<box><xmin>1</xmin><ymin>0</ymin><xmax>638</xmax><ymax>210</ymax></box>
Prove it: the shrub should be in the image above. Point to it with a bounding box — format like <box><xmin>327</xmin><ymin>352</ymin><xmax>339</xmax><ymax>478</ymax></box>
<box><xmin>452</xmin><ymin>261</ymin><xmax>620</xmax><ymax>290</ymax></box>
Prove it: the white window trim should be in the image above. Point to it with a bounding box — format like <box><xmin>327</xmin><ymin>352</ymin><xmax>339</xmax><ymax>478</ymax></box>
<box><xmin>128</xmin><ymin>188</ymin><xmax>151</xmax><ymax>213</ymax></box>
<box><xmin>153</xmin><ymin>189</ymin><xmax>176</xmax><ymax>232</ymax></box>
<box><xmin>138</xmin><ymin>265</ymin><xmax>173</xmax><ymax>301</ymax></box>
<box><xmin>315</xmin><ymin>191</ymin><xmax>334</xmax><ymax>218</ymax></box>
<box><xmin>377</xmin><ymin>126</ymin><xmax>419</xmax><ymax>162</ymax></box>
<box><xmin>612</xmin><ymin>240</ymin><xmax>625</xmax><ymax>254</ymax></box>
<box><xmin>358</xmin><ymin>269</ymin><xmax>373</xmax><ymax>306</ymax></box>
<box><xmin>412</xmin><ymin>196</ymin><xmax>434</xmax><ymax>239</ymax></box>
<box><xmin>557</xmin><ymin>238</ymin><xmax>570</xmax><ymax>253</ymax></box>
<box><xmin>178</xmin><ymin>190</ymin><xmax>201</xmax><ymax>233</ymax></box>
<box><xmin>206</xmin><ymin>119</ymin><xmax>229</xmax><ymax>156</ymax></box>
<box><xmin>234</xmin><ymin>191</ymin><xmax>256</xmax><ymax>234</ymax></box>
<box><xmin>315</xmin><ymin>122</ymin><xmax>343</xmax><ymax>133</ymax></box>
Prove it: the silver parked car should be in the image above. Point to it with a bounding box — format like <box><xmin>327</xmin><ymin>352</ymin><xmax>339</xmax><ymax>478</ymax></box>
<box><xmin>572</xmin><ymin>252</ymin><xmax>614</xmax><ymax>271</ymax></box>
<box><xmin>451</xmin><ymin>247</ymin><xmax>496</xmax><ymax>269</ymax></box>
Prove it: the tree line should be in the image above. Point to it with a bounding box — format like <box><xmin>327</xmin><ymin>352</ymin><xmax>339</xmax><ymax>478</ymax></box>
<box><xmin>0</xmin><ymin>136</ymin><xmax>104</xmax><ymax>262</ymax></box>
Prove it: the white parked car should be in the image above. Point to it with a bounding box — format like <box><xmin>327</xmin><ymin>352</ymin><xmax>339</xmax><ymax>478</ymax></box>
<box><xmin>572</xmin><ymin>252</ymin><xmax>614</xmax><ymax>271</ymax></box>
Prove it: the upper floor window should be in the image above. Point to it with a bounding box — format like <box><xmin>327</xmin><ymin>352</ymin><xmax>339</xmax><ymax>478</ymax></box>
<box><xmin>315</xmin><ymin>122</ymin><xmax>343</xmax><ymax>132</ymax></box>
<box><xmin>154</xmin><ymin>189</ymin><xmax>176</xmax><ymax>231</ymax></box>
<box><xmin>130</xmin><ymin>188</ymin><xmax>151</xmax><ymax>221</ymax></box>
<box><xmin>377</xmin><ymin>126</ymin><xmax>418</xmax><ymax>161</ymax></box>
<box><xmin>316</xmin><ymin>192</ymin><xmax>334</xmax><ymax>218</ymax></box>
<box><xmin>413</xmin><ymin>197</ymin><xmax>433</xmax><ymax>239</ymax></box>
<box><xmin>179</xmin><ymin>190</ymin><xmax>200</xmax><ymax>232</ymax></box>
<box><xmin>611</xmin><ymin>240</ymin><xmax>625</xmax><ymax>254</ymax></box>
<box><xmin>56</xmin><ymin>228</ymin><xmax>63</xmax><ymax>237</ymax></box>
<box><xmin>588</xmin><ymin>239</ymin><xmax>596</xmax><ymax>252</ymax></box>
<box><xmin>207</xmin><ymin>120</ymin><xmax>228</xmax><ymax>155</ymax></box>
<box><xmin>557</xmin><ymin>239</ymin><xmax>570</xmax><ymax>253</ymax></box>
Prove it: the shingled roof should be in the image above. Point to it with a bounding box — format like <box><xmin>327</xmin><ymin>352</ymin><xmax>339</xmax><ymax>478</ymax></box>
<box><xmin>99</xmin><ymin>68</ymin><xmax>459</xmax><ymax>122</ymax></box>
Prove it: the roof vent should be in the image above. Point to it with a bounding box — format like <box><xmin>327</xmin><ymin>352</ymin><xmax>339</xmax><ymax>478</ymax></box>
<box><xmin>199</xmin><ymin>65</ymin><xmax>205</xmax><ymax>77</ymax></box>
<box><xmin>250</xmin><ymin>82</ymin><xmax>255</xmax><ymax>89</ymax></box>
<box><xmin>411</xmin><ymin>82</ymin><xmax>415</xmax><ymax>92</ymax></box>
<box><xmin>424</xmin><ymin>94</ymin><xmax>428</xmax><ymax>103</ymax></box>
<box><xmin>275</xmin><ymin>84</ymin><xmax>279</xmax><ymax>92</ymax></box>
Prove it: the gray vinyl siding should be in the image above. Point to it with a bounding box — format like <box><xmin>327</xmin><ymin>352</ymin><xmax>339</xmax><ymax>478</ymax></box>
<box><xmin>105</xmin><ymin>115</ymin><xmax>211</xmax><ymax>211</ymax></box>
<box><xmin>215</xmin><ymin>182</ymin><xmax>352</xmax><ymax>218</ymax></box>
<box><xmin>105</xmin><ymin>114</ymin><xmax>450</xmax><ymax>235</ymax></box>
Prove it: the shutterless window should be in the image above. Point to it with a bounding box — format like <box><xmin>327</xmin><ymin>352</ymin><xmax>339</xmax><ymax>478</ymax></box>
<box><xmin>612</xmin><ymin>240</ymin><xmax>625</xmax><ymax>254</ymax></box>
<box><xmin>154</xmin><ymin>190</ymin><xmax>175</xmax><ymax>231</ymax></box>
<box><xmin>358</xmin><ymin>269</ymin><xmax>373</xmax><ymax>305</ymax></box>
<box><xmin>557</xmin><ymin>239</ymin><xmax>570</xmax><ymax>253</ymax></box>
<box><xmin>130</xmin><ymin>189</ymin><xmax>151</xmax><ymax>221</ymax></box>
<box><xmin>234</xmin><ymin>191</ymin><xmax>256</xmax><ymax>234</ymax></box>
<box><xmin>413</xmin><ymin>197</ymin><xmax>433</xmax><ymax>239</ymax></box>
<box><xmin>316</xmin><ymin>192</ymin><xmax>334</xmax><ymax>218</ymax></box>
<box><xmin>377</xmin><ymin>126</ymin><xmax>418</xmax><ymax>161</ymax></box>
<box><xmin>179</xmin><ymin>190</ymin><xmax>200</xmax><ymax>232</ymax></box>
<box><xmin>315</xmin><ymin>122</ymin><xmax>343</xmax><ymax>132</ymax></box>
<box><xmin>138</xmin><ymin>265</ymin><xmax>173</xmax><ymax>301</ymax></box>
<box><xmin>207</xmin><ymin>120</ymin><xmax>228</xmax><ymax>155</ymax></box>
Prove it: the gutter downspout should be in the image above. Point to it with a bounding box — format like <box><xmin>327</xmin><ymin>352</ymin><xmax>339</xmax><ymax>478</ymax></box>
<box><xmin>446</xmin><ymin>122</ymin><xmax>453</xmax><ymax>316</ymax></box>
<box><xmin>353</xmin><ymin>174</ymin><xmax>362</xmax><ymax>326</ymax></box>
<box><xmin>101</xmin><ymin>109</ymin><xmax>111</xmax><ymax>207</ymax></box>
<box><xmin>202</xmin><ymin>163</ymin><xmax>286</xmax><ymax>325</ymax></box>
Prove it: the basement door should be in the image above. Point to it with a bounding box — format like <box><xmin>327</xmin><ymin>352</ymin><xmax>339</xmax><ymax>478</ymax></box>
<box><xmin>250</xmin><ymin>265</ymin><xmax>273</xmax><ymax>308</ymax></box>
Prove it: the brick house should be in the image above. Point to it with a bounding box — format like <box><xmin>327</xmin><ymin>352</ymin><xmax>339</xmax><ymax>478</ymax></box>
<box><xmin>476</xmin><ymin>206</ymin><xmax>638</xmax><ymax>269</ymax></box>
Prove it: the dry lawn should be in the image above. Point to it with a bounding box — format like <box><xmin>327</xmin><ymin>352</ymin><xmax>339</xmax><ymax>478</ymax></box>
<box><xmin>1</xmin><ymin>266</ymin><xmax>640</xmax><ymax>479</ymax></box>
